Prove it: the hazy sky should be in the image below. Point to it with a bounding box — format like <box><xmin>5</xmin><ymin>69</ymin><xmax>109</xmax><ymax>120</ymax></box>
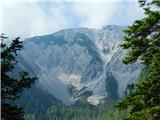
<box><xmin>0</xmin><ymin>0</ymin><xmax>145</xmax><ymax>38</ymax></box>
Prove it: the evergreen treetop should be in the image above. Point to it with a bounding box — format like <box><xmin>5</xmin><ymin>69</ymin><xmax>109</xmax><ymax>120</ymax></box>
<box><xmin>117</xmin><ymin>0</ymin><xmax>160</xmax><ymax>120</ymax></box>
<box><xmin>1</xmin><ymin>34</ymin><xmax>38</xmax><ymax>120</ymax></box>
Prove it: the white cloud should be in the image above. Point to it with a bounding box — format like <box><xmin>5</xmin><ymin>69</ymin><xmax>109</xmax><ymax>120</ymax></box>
<box><xmin>1</xmin><ymin>0</ymin><xmax>144</xmax><ymax>38</ymax></box>
<box><xmin>70</xmin><ymin>1</ymin><xmax>144</xmax><ymax>28</ymax></box>
<box><xmin>69</xmin><ymin>2</ymin><xmax>116</xmax><ymax>28</ymax></box>
<box><xmin>2</xmin><ymin>2</ymin><xmax>69</xmax><ymax>38</ymax></box>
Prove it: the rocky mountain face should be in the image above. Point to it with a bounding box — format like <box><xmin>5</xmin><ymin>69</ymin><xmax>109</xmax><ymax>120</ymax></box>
<box><xmin>18</xmin><ymin>25</ymin><xmax>142</xmax><ymax>106</ymax></box>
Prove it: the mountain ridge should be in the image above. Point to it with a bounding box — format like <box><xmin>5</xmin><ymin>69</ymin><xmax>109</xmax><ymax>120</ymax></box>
<box><xmin>17</xmin><ymin>25</ymin><xmax>142</xmax><ymax>106</ymax></box>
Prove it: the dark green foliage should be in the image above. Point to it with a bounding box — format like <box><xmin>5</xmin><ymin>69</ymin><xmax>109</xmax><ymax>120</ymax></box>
<box><xmin>16</xmin><ymin>87</ymin><xmax>62</xmax><ymax>120</ymax></box>
<box><xmin>117</xmin><ymin>1</ymin><xmax>160</xmax><ymax>119</ymax></box>
<box><xmin>1</xmin><ymin>34</ymin><xmax>38</xmax><ymax>120</ymax></box>
<box><xmin>23</xmin><ymin>98</ymin><xmax>121</xmax><ymax>120</ymax></box>
<box><xmin>44</xmin><ymin>99</ymin><xmax>120</xmax><ymax>120</ymax></box>
<box><xmin>45</xmin><ymin>105</ymin><xmax>98</xmax><ymax>120</ymax></box>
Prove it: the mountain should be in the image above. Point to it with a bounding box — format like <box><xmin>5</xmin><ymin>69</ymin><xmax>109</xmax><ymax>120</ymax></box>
<box><xmin>17</xmin><ymin>25</ymin><xmax>142</xmax><ymax>106</ymax></box>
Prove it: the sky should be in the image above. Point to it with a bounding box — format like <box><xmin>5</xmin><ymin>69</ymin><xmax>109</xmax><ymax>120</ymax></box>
<box><xmin>0</xmin><ymin>0</ymin><xmax>145</xmax><ymax>38</ymax></box>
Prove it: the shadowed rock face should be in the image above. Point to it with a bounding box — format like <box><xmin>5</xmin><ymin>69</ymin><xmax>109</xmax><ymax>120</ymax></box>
<box><xmin>17</xmin><ymin>25</ymin><xmax>142</xmax><ymax>105</ymax></box>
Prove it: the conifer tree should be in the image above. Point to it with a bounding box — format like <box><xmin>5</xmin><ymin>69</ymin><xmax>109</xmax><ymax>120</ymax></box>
<box><xmin>1</xmin><ymin>34</ymin><xmax>38</xmax><ymax>120</ymax></box>
<box><xmin>117</xmin><ymin>0</ymin><xmax>160</xmax><ymax>120</ymax></box>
